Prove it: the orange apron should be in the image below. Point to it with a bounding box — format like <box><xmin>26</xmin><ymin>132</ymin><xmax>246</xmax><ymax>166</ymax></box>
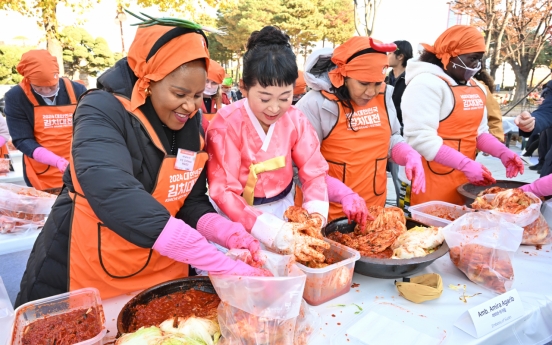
<box><xmin>306</xmin><ymin>87</ymin><xmax>391</xmax><ymax>222</ymax></box>
<box><xmin>21</xmin><ymin>78</ymin><xmax>76</xmax><ymax>190</ymax></box>
<box><xmin>201</xmin><ymin>98</ymin><xmax>218</xmax><ymax>122</ymax></box>
<box><xmin>410</xmin><ymin>78</ymin><xmax>485</xmax><ymax>206</ymax></box>
<box><xmin>68</xmin><ymin>95</ymin><xmax>209</xmax><ymax>299</ymax></box>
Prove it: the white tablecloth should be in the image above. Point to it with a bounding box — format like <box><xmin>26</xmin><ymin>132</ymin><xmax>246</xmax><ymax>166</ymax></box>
<box><xmin>503</xmin><ymin>117</ymin><xmax>520</xmax><ymax>134</ymax></box>
<box><xmin>101</xmin><ymin>243</ymin><xmax>552</xmax><ymax>345</ymax></box>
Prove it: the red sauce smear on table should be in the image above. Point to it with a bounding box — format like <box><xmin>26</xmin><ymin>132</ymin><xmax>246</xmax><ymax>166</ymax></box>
<box><xmin>20</xmin><ymin>307</ymin><xmax>102</xmax><ymax>345</ymax></box>
<box><xmin>130</xmin><ymin>289</ymin><xmax>220</xmax><ymax>332</ymax></box>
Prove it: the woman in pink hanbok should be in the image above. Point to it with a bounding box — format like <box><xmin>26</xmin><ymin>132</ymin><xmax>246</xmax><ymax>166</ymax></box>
<box><xmin>206</xmin><ymin>26</ymin><xmax>363</xmax><ymax>260</ymax></box>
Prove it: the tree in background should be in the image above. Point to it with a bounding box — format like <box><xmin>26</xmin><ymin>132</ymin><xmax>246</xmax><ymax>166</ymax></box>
<box><xmin>196</xmin><ymin>13</ymin><xmax>233</xmax><ymax>68</ymax></box>
<box><xmin>0</xmin><ymin>45</ymin><xmax>32</xmax><ymax>84</ymax></box>
<box><xmin>503</xmin><ymin>0</ymin><xmax>552</xmax><ymax>101</ymax></box>
<box><xmin>135</xmin><ymin>0</ymin><xmax>218</xmax><ymax>20</ymax></box>
<box><xmin>215</xmin><ymin>0</ymin><xmax>275</xmax><ymax>80</ymax></box>
<box><xmin>60</xmin><ymin>27</ymin><xmax>116</xmax><ymax>81</ymax></box>
<box><xmin>319</xmin><ymin>0</ymin><xmax>356</xmax><ymax>47</ymax></box>
<box><xmin>274</xmin><ymin>0</ymin><xmax>323</xmax><ymax>62</ymax></box>
<box><xmin>452</xmin><ymin>0</ymin><xmax>512</xmax><ymax>79</ymax></box>
<box><xmin>354</xmin><ymin>0</ymin><xmax>380</xmax><ymax>36</ymax></box>
<box><xmin>0</xmin><ymin>0</ymin><xmax>100</xmax><ymax>75</ymax></box>
<box><xmin>535</xmin><ymin>39</ymin><xmax>552</xmax><ymax>68</ymax></box>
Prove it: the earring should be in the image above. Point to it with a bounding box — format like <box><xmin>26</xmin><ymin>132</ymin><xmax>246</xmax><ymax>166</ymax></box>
<box><xmin>145</xmin><ymin>88</ymin><xmax>151</xmax><ymax>97</ymax></box>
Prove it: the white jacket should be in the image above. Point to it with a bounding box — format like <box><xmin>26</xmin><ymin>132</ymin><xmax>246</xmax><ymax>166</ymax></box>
<box><xmin>401</xmin><ymin>58</ymin><xmax>489</xmax><ymax>161</ymax></box>
<box><xmin>296</xmin><ymin>48</ymin><xmax>405</xmax><ymax>159</ymax></box>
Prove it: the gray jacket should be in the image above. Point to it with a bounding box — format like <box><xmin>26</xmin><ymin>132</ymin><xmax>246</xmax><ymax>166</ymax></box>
<box><xmin>295</xmin><ymin>48</ymin><xmax>405</xmax><ymax>159</ymax></box>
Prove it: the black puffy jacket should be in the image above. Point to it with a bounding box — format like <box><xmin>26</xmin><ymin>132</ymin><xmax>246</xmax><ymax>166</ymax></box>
<box><xmin>16</xmin><ymin>58</ymin><xmax>215</xmax><ymax>306</ymax></box>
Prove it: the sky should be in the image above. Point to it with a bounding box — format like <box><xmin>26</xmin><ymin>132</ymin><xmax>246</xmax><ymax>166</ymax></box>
<box><xmin>0</xmin><ymin>0</ymin><xmax>454</xmax><ymax>54</ymax></box>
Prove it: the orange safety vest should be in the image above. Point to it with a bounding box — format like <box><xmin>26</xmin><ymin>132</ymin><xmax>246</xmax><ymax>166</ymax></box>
<box><xmin>410</xmin><ymin>78</ymin><xmax>485</xmax><ymax>206</ymax></box>
<box><xmin>201</xmin><ymin>98</ymin><xmax>218</xmax><ymax>122</ymax></box>
<box><xmin>68</xmin><ymin>94</ymin><xmax>209</xmax><ymax>300</ymax></box>
<box><xmin>307</xmin><ymin>87</ymin><xmax>391</xmax><ymax>222</ymax></box>
<box><xmin>21</xmin><ymin>78</ymin><xmax>76</xmax><ymax>190</ymax></box>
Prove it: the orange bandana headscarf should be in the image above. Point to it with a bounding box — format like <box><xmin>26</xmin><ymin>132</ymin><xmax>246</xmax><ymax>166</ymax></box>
<box><xmin>127</xmin><ymin>25</ymin><xmax>210</xmax><ymax>111</ymax></box>
<box><xmin>207</xmin><ymin>59</ymin><xmax>225</xmax><ymax>85</ymax></box>
<box><xmin>16</xmin><ymin>50</ymin><xmax>59</xmax><ymax>88</ymax></box>
<box><xmin>421</xmin><ymin>25</ymin><xmax>486</xmax><ymax>70</ymax></box>
<box><xmin>329</xmin><ymin>37</ymin><xmax>395</xmax><ymax>88</ymax></box>
<box><xmin>294</xmin><ymin>70</ymin><xmax>307</xmax><ymax>95</ymax></box>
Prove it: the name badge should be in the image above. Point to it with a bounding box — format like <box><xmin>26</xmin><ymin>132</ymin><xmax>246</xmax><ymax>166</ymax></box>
<box><xmin>455</xmin><ymin>289</ymin><xmax>524</xmax><ymax>338</ymax></box>
<box><xmin>175</xmin><ymin>149</ymin><xmax>197</xmax><ymax>171</ymax></box>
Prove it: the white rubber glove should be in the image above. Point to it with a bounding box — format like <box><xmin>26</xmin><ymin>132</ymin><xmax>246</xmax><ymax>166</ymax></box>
<box><xmin>251</xmin><ymin>213</ymin><xmax>329</xmax><ymax>261</ymax></box>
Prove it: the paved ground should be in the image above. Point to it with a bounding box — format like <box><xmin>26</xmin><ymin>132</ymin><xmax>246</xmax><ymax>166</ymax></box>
<box><xmin>385</xmin><ymin>139</ymin><xmax>542</xmax><ymax>206</ymax></box>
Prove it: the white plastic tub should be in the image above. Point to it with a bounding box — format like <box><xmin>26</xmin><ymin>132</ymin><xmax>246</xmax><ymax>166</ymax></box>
<box><xmin>409</xmin><ymin>201</ymin><xmax>475</xmax><ymax>227</ymax></box>
<box><xmin>9</xmin><ymin>287</ymin><xmax>106</xmax><ymax>345</ymax></box>
<box><xmin>296</xmin><ymin>238</ymin><xmax>360</xmax><ymax>306</ymax></box>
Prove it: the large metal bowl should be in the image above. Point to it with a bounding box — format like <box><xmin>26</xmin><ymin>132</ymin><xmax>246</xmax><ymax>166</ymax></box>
<box><xmin>117</xmin><ymin>276</ymin><xmax>216</xmax><ymax>336</ymax></box>
<box><xmin>322</xmin><ymin>217</ymin><xmax>449</xmax><ymax>279</ymax></box>
<box><xmin>457</xmin><ymin>180</ymin><xmax>528</xmax><ymax>206</ymax></box>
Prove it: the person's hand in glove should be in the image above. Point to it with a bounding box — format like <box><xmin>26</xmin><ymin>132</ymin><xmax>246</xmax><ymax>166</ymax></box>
<box><xmin>154</xmin><ymin>217</ymin><xmax>272</xmax><ymax>276</ymax></box>
<box><xmin>32</xmin><ymin>147</ymin><xmax>69</xmax><ymax>173</ymax></box>
<box><xmin>519</xmin><ymin>174</ymin><xmax>552</xmax><ymax>198</ymax></box>
<box><xmin>197</xmin><ymin>213</ymin><xmax>262</xmax><ymax>262</ymax></box>
<box><xmin>325</xmin><ymin>174</ymin><xmax>372</xmax><ymax>230</ymax></box>
<box><xmin>274</xmin><ymin>222</ymin><xmax>330</xmax><ymax>262</ymax></box>
<box><xmin>433</xmin><ymin>144</ymin><xmax>496</xmax><ymax>186</ymax></box>
<box><xmin>391</xmin><ymin>143</ymin><xmax>426</xmax><ymax>194</ymax></box>
<box><xmin>476</xmin><ymin>133</ymin><xmax>524</xmax><ymax>178</ymax></box>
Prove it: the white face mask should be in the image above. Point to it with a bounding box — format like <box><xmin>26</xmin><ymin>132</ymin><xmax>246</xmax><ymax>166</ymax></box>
<box><xmin>452</xmin><ymin>57</ymin><xmax>481</xmax><ymax>81</ymax></box>
<box><xmin>203</xmin><ymin>85</ymin><xmax>218</xmax><ymax>96</ymax></box>
<box><xmin>32</xmin><ymin>85</ymin><xmax>60</xmax><ymax>98</ymax></box>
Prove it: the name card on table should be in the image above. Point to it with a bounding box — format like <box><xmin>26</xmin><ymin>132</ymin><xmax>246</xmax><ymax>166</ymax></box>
<box><xmin>455</xmin><ymin>289</ymin><xmax>524</xmax><ymax>338</ymax></box>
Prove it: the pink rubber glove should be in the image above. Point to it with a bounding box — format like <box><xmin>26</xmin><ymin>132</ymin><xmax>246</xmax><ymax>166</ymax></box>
<box><xmin>391</xmin><ymin>142</ymin><xmax>426</xmax><ymax>194</ymax></box>
<box><xmin>325</xmin><ymin>174</ymin><xmax>372</xmax><ymax>230</ymax></box>
<box><xmin>519</xmin><ymin>175</ymin><xmax>552</xmax><ymax>198</ymax></box>
<box><xmin>434</xmin><ymin>145</ymin><xmax>496</xmax><ymax>186</ymax></box>
<box><xmin>197</xmin><ymin>213</ymin><xmax>261</xmax><ymax>262</ymax></box>
<box><xmin>477</xmin><ymin>133</ymin><xmax>524</xmax><ymax>178</ymax></box>
<box><xmin>153</xmin><ymin>216</ymin><xmax>272</xmax><ymax>277</ymax></box>
<box><xmin>0</xmin><ymin>137</ymin><xmax>7</xmax><ymax>148</ymax></box>
<box><xmin>32</xmin><ymin>147</ymin><xmax>69</xmax><ymax>173</ymax></box>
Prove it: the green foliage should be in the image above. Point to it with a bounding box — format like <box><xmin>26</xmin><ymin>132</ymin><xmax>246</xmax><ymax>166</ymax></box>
<box><xmin>60</xmin><ymin>27</ymin><xmax>116</xmax><ymax>77</ymax></box>
<box><xmin>535</xmin><ymin>40</ymin><xmax>552</xmax><ymax>68</ymax></box>
<box><xmin>319</xmin><ymin>0</ymin><xmax>355</xmax><ymax>46</ymax></box>
<box><xmin>215</xmin><ymin>0</ymin><xmax>275</xmax><ymax>57</ymax></box>
<box><xmin>274</xmin><ymin>0</ymin><xmax>322</xmax><ymax>56</ymax></box>
<box><xmin>0</xmin><ymin>45</ymin><xmax>32</xmax><ymax>84</ymax></box>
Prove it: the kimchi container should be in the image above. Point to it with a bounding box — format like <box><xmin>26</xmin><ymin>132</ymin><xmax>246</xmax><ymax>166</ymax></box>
<box><xmin>10</xmin><ymin>287</ymin><xmax>106</xmax><ymax>345</ymax></box>
<box><xmin>296</xmin><ymin>238</ymin><xmax>360</xmax><ymax>306</ymax></box>
<box><xmin>409</xmin><ymin>201</ymin><xmax>475</xmax><ymax>227</ymax></box>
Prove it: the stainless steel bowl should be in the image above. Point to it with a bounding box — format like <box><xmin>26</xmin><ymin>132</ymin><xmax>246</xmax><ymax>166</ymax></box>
<box><xmin>117</xmin><ymin>276</ymin><xmax>215</xmax><ymax>336</ymax></box>
<box><xmin>322</xmin><ymin>217</ymin><xmax>449</xmax><ymax>279</ymax></box>
<box><xmin>457</xmin><ymin>180</ymin><xmax>528</xmax><ymax>206</ymax></box>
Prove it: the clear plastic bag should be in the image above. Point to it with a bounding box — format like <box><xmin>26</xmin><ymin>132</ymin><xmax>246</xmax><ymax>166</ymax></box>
<box><xmin>474</xmin><ymin>192</ymin><xmax>542</xmax><ymax>227</ymax></box>
<box><xmin>0</xmin><ymin>183</ymin><xmax>56</xmax><ymax>234</ymax></box>
<box><xmin>0</xmin><ymin>276</ymin><xmax>15</xmax><ymax>345</ymax></box>
<box><xmin>210</xmin><ymin>250</ymin><xmax>311</xmax><ymax>345</ymax></box>
<box><xmin>442</xmin><ymin>212</ymin><xmax>524</xmax><ymax>294</ymax></box>
<box><xmin>522</xmin><ymin>214</ymin><xmax>552</xmax><ymax>245</ymax></box>
<box><xmin>0</xmin><ymin>158</ymin><xmax>10</xmax><ymax>173</ymax></box>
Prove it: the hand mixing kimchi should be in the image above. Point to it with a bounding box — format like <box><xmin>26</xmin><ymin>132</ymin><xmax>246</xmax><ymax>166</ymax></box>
<box><xmin>327</xmin><ymin>206</ymin><xmax>407</xmax><ymax>259</ymax></box>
